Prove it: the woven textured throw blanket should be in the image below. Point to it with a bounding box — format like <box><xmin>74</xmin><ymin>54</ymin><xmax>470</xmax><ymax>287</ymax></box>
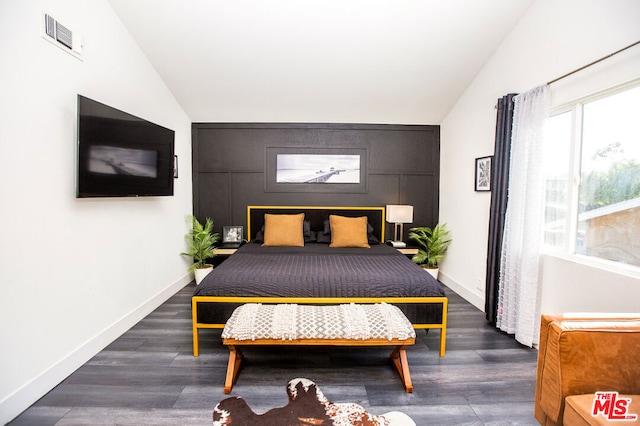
<box><xmin>222</xmin><ymin>303</ymin><xmax>416</xmax><ymax>341</ymax></box>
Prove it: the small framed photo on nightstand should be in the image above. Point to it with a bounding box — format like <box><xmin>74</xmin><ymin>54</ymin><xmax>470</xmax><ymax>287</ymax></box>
<box><xmin>222</xmin><ymin>226</ymin><xmax>243</xmax><ymax>247</ymax></box>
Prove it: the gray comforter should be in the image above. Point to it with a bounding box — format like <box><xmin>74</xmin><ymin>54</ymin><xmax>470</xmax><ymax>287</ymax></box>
<box><xmin>193</xmin><ymin>242</ymin><xmax>446</xmax><ymax>324</ymax></box>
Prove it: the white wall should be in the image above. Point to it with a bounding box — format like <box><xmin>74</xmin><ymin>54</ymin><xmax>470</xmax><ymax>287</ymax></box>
<box><xmin>0</xmin><ymin>1</ymin><xmax>193</xmax><ymax>423</ymax></box>
<box><xmin>439</xmin><ymin>0</ymin><xmax>640</xmax><ymax>313</ymax></box>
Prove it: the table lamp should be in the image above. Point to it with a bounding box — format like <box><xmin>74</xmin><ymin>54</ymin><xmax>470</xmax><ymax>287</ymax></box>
<box><xmin>386</xmin><ymin>205</ymin><xmax>414</xmax><ymax>248</ymax></box>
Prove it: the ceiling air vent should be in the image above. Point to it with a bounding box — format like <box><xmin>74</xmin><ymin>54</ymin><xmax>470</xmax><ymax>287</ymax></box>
<box><xmin>55</xmin><ymin>20</ymin><xmax>73</xmax><ymax>49</ymax></box>
<box><xmin>43</xmin><ymin>13</ymin><xmax>82</xmax><ymax>60</ymax></box>
<box><xmin>45</xmin><ymin>14</ymin><xmax>55</xmax><ymax>39</ymax></box>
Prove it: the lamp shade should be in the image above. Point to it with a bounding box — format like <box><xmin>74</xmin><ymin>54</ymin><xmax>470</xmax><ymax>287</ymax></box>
<box><xmin>386</xmin><ymin>205</ymin><xmax>413</xmax><ymax>223</ymax></box>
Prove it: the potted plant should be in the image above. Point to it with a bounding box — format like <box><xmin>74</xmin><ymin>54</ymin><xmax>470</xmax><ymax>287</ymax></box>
<box><xmin>181</xmin><ymin>215</ymin><xmax>220</xmax><ymax>284</ymax></box>
<box><xmin>408</xmin><ymin>223</ymin><xmax>451</xmax><ymax>279</ymax></box>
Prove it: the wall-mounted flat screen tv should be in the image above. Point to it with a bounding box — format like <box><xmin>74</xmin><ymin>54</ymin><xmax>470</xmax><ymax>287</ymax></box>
<box><xmin>77</xmin><ymin>95</ymin><xmax>175</xmax><ymax>198</ymax></box>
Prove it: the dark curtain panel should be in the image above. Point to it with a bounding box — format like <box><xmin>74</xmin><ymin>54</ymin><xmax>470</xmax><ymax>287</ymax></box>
<box><xmin>485</xmin><ymin>93</ymin><xmax>517</xmax><ymax>324</ymax></box>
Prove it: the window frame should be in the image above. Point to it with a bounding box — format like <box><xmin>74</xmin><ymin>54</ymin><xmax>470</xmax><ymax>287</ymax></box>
<box><xmin>542</xmin><ymin>79</ymin><xmax>640</xmax><ymax>278</ymax></box>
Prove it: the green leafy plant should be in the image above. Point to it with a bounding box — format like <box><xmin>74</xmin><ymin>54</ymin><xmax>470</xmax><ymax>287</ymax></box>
<box><xmin>181</xmin><ymin>216</ymin><xmax>220</xmax><ymax>272</ymax></box>
<box><xmin>408</xmin><ymin>223</ymin><xmax>452</xmax><ymax>268</ymax></box>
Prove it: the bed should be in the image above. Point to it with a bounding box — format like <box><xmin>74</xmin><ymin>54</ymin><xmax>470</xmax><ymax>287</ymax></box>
<box><xmin>192</xmin><ymin>206</ymin><xmax>447</xmax><ymax>356</ymax></box>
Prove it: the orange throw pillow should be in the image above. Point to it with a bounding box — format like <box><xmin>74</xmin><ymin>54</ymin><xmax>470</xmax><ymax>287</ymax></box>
<box><xmin>329</xmin><ymin>215</ymin><xmax>370</xmax><ymax>248</ymax></box>
<box><xmin>262</xmin><ymin>213</ymin><xmax>305</xmax><ymax>247</ymax></box>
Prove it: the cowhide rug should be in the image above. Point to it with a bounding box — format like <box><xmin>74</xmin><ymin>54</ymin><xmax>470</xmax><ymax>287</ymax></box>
<box><xmin>213</xmin><ymin>377</ymin><xmax>415</xmax><ymax>426</ymax></box>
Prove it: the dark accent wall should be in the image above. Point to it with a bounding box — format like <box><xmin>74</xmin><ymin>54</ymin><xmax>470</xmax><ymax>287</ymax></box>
<box><xmin>191</xmin><ymin>123</ymin><xmax>440</xmax><ymax>242</ymax></box>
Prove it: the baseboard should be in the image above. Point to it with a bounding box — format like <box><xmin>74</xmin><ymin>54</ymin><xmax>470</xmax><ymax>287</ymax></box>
<box><xmin>438</xmin><ymin>272</ymin><xmax>485</xmax><ymax>311</ymax></box>
<box><xmin>0</xmin><ymin>274</ymin><xmax>193</xmax><ymax>425</ymax></box>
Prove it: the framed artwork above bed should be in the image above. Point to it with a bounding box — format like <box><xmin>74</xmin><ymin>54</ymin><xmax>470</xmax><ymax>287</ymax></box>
<box><xmin>265</xmin><ymin>147</ymin><xmax>368</xmax><ymax>193</ymax></box>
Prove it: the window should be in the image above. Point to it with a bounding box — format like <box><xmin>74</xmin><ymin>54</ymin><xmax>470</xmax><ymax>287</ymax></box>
<box><xmin>542</xmin><ymin>111</ymin><xmax>573</xmax><ymax>248</ymax></box>
<box><xmin>543</xmin><ymin>83</ymin><xmax>640</xmax><ymax>269</ymax></box>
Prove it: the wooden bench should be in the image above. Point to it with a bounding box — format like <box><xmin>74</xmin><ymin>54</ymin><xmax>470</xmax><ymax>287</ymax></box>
<box><xmin>220</xmin><ymin>302</ymin><xmax>420</xmax><ymax>394</ymax></box>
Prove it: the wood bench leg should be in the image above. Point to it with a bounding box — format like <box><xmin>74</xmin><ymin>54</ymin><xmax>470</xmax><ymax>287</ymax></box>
<box><xmin>224</xmin><ymin>345</ymin><xmax>244</xmax><ymax>394</ymax></box>
<box><xmin>390</xmin><ymin>345</ymin><xmax>413</xmax><ymax>393</ymax></box>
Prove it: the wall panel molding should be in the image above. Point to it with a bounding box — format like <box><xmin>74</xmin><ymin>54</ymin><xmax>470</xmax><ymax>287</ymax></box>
<box><xmin>192</xmin><ymin>123</ymin><xmax>440</xmax><ymax>242</ymax></box>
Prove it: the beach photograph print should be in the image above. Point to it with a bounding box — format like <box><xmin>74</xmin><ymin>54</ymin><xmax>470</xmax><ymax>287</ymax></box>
<box><xmin>276</xmin><ymin>154</ymin><xmax>360</xmax><ymax>184</ymax></box>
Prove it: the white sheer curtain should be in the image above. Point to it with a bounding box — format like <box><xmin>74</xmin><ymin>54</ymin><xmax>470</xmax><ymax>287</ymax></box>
<box><xmin>496</xmin><ymin>84</ymin><xmax>549</xmax><ymax>347</ymax></box>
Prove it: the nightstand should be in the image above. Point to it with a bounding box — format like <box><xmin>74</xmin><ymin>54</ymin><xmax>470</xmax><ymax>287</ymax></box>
<box><xmin>397</xmin><ymin>247</ymin><xmax>418</xmax><ymax>256</ymax></box>
<box><xmin>210</xmin><ymin>248</ymin><xmax>237</xmax><ymax>267</ymax></box>
<box><xmin>216</xmin><ymin>248</ymin><xmax>237</xmax><ymax>256</ymax></box>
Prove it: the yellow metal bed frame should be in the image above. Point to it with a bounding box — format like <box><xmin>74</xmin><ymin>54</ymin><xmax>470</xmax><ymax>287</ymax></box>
<box><xmin>191</xmin><ymin>296</ymin><xmax>448</xmax><ymax>357</ymax></box>
<box><xmin>191</xmin><ymin>206</ymin><xmax>448</xmax><ymax>372</ymax></box>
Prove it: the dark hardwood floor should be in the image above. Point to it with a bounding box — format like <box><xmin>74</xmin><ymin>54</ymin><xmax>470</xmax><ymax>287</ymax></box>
<box><xmin>10</xmin><ymin>283</ymin><xmax>539</xmax><ymax>425</ymax></box>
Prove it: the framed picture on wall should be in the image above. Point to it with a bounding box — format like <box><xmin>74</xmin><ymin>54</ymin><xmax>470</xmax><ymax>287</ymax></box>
<box><xmin>265</xmin><ymin>147</ymin><xmax>368</xmax><ymax>193</ymax></box>
<box><xmin>276</xmin><ymin>154</ymin><xmax>361</xmax><ymax>184</ymax></box>
<box><xmin>475</xmin><ymin>156</ymin><xmax>492</xmax><ymax>191</ymax></box>
<box><xmin>174</xmin><ymin>155</ymin><xmax>178</xmax><ymax>178</ymax></box>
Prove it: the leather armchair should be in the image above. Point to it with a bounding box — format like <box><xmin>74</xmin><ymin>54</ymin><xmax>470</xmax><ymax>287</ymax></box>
<box><xmin>535</xmin><ymin>313</ymin><xmax>640</xmax><ymax>425</ymax></box>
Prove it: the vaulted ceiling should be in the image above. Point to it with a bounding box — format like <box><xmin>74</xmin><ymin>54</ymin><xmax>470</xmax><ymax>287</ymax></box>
<box><xmin>108</xmin><ymin>0</ymin><xmax>535</xmax><ymax>123</ymax></box>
